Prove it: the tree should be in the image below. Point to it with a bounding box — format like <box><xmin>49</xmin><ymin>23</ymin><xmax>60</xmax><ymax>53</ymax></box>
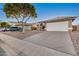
<box><xmin>0</xmin><ymin>22</ymin><xmax>11</xmax><ymax>31</ymax></box>
<box><xmin>3</xmin><ymin>3</ymin><xmax>37</xmax><ymax>32</ymax></box>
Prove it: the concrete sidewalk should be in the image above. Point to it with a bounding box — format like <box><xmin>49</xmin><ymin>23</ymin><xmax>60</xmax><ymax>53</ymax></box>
<box><xmin>0</xmin><ymin>33</ymin><xmax>71</xmax><ymax>56</ymax></box>
<box><xmin>23</xmin><ymin>31</ymin><xmax>77</xmax><ymax>55</ymax></box>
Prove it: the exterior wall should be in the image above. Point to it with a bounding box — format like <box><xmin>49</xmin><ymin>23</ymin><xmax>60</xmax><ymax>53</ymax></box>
<box><xmin>77</xmin><ymin>25</ymin><xmax>79</xmax><ymax>31</ymax></box>
<box><xmin>68</xmin><ymin>20</ymin><xmax>72</xmax><ymax>32</ymax></box>
<box><xmin>17</xmin><ymin>26</ymin><xmax>31</xmax><ymax>31</ymax></box>
<box><xmin>46</xmin><ymin>21</ymin><xmax>69</xmax><ymax>31</ymax></box>
<box><xmin>23</xmin><ymin>26</ymin><xmax>31</xmax><ymax>31</ymax></box>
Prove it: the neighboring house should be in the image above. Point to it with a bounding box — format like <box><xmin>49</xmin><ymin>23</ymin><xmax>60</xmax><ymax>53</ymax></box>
<box><xmin>38</xmin><ymin>16</ymin><xmax>77</xmax><ymax>31</ymax></box>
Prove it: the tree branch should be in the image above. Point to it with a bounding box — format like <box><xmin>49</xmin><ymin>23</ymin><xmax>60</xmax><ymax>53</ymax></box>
<box><xmin>22</xmin><ymin>15</ymin><xmax>25</xmax><ymax>23</ymax></box>
<box><xmin>24</xmin><ymin>16</ymin><xmax>30</xmax><ymax>23</ymax></box>
<box><xmin>14</xmin><ymin>15</ymin><xmax>19</xmax><ymax>23</ymax></box>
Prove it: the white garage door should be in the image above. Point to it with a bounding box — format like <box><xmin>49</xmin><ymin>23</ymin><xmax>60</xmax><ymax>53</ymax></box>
<box><xmin>46</xmin><ymin>21</ymin><xmax>68</xmax><ymax>31</ymax></box>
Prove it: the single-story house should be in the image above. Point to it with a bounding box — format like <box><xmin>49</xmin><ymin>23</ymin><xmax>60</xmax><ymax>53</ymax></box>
<box><xmin>38</xmin><ymin>16</ymin><xmax>77</xmax><ymax>31</ymax></box>
<box><xmin>8</xmin><ymin>16</ymin><xmax>77</xmax><ymax>31</ymax></box>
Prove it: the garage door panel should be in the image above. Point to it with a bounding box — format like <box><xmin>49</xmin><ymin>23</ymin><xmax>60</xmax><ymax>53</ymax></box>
<box><xmin>46</xmin><ymin>21</ymin><xmax>68</xmax><ymax>31</ymax></box>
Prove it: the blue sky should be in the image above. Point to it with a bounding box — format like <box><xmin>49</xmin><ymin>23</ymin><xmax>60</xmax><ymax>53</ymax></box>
<box><xmin>0</xmin><ymin>3</ymin><xmax>79</xmax><ymax>24</ymax></box>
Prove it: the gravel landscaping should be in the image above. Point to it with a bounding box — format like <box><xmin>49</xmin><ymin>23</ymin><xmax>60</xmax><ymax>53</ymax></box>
<box><xmin>1</xmin><ymin>31</ymin><xmax>42</xmax><ymax>39</ymax></box>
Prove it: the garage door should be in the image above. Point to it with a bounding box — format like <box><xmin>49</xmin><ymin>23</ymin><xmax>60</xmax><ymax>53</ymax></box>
<box><xmin>46</xmin><ymin>21</ymin><xmax>68</xmax><ymax>31</ymax></box>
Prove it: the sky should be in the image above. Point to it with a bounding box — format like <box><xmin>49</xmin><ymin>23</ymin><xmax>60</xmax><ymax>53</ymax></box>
<box><xmin>0</xmin><ymin>3</ymin><xmax>79</xmax><ymax>25</ymax></box>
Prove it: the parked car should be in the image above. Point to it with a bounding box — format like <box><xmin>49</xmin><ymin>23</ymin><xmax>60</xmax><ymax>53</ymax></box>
<box><xmin>0</xmin><ymin>28</ymin><xmax>4</xmax><ymax>32</ymax></box>
<box><xmin>9</xmin><ymin>27</ymin><xmax>22</xmax><ymax>31</ymax></box>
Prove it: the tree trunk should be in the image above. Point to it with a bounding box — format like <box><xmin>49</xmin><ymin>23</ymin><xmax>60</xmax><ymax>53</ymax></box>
<box><xmin>22</xmin><ymin>17</ymin><xmax>30</xmax><ymax>32</ymax></box>
<box><xmin>21</xmin><ymin>16</ymin><xmax>30</xmax><ymax>32</ymax></box>
<box><xmin>21</xmin><ymin>22</ymin><xmax>25</xmax><ymax>32</ymax></box>
<box><xmin>22</xmin><ymin>25</ymin><xmax>25</xmax><ymax>32</ymax></box>
<box><xmin>4</xmin><ymin>27</ymin><xmax>6</xmax><ymax>32</ymax></box>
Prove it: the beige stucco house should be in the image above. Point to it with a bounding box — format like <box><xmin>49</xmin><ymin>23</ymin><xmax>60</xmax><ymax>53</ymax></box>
<box><xmin>8</xmin><ymin>16</ymin><xmax>77</xmax><ymax>31</ymax></box>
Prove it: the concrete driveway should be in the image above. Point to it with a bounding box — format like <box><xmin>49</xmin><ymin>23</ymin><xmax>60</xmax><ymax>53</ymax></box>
<box><xmin>23</xmin><ymin>31</ymin><xmax>77</xmax><ymax>55</ymax></box>
<box><xmin>0</xmin><ymin>33</ymin><xmax>71</xmax><ymax>56</ymax></box>
<box><xmin>0</xmin><ymin>31</ymin><xmax>77</xmax><ymax>56</ymax></box>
